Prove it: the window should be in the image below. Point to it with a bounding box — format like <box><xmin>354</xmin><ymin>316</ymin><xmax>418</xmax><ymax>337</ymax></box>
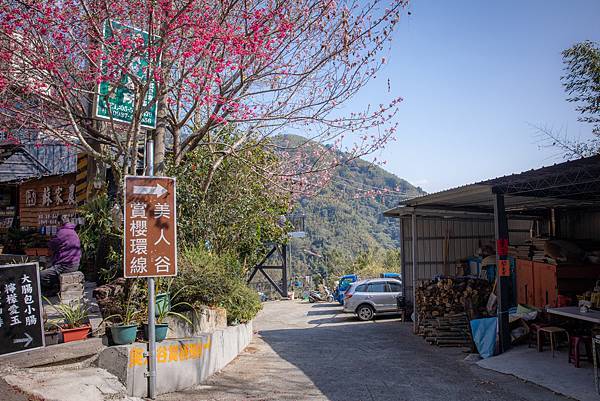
<box><xmin>387</xmin><ymin>282</ymin><xmax>402</xmax><ymax>293</ymax></box>
<box><xmin>367</xmin><ymin>282</ymin><xmax>387</xmax><ymax>292</ymax></box>
<box><xmin>354</xmin><ymin>284</ymin><xmax>368</xmax><ymax>292</ymax></box>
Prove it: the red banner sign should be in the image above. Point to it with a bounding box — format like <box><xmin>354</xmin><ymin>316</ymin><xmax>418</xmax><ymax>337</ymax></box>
<box><xmin>498</xmin><ymin>259</ymin><xmax>510</xmax><ymax>277</ymax></box>
<box><xmin>496</xmin><ymin>239</ymin><xmax>509</xmax><ymax>257</ymax></box>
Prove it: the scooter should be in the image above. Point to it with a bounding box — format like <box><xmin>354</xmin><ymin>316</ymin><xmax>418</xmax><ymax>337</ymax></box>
<box><xmin>308</xmin><ymin>287</ymin><xmax>334</xmax><ymax>303</ymax></box>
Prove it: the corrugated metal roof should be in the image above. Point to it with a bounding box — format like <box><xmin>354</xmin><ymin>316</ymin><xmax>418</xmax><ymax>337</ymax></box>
<box><xmin>385</xmin><ymin>155</ymin><xmax>600</xmax><ymax>215</ymax></box>
<box><xmin>0</xmin><ymin>145</ymin><xmax>50</xmax><ymax>183</ymax></box>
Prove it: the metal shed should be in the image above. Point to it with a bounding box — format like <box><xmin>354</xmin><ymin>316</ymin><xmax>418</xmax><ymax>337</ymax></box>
<box><xmin>385</xmin><ymin>154</ymin><xmax>600</xmax><ymax>354</ymax></box>
<box><xmin>386</xmin><ymin>210</ymin><xmax>532</xmax><ymax>307</ymax></box>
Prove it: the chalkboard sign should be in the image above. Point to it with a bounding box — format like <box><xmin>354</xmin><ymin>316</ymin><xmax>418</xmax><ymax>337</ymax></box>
<box><xmin>0</xmin><ymin>263</ymin><xmax>45</xmax><ymax>356</ymax></box>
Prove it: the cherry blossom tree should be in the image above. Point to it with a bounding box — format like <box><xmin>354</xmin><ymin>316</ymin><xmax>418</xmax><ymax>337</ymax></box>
<box><xmin>0</xmin><ymin>0</ymin><xmax>407</xmax><ymax>195</ymax></box>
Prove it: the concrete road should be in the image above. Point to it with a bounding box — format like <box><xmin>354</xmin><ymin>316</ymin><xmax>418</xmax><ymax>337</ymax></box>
<box><xmin>159</xmin><ymin>301</ymin><xmax>569</xmax><ymax>401</ymax></box>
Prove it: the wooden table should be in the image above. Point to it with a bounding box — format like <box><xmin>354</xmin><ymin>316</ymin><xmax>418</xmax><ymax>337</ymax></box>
<box><xmin>547</xmin><ymin>307</ymin><xmax>600</xmax><ymax>324</ymax></box>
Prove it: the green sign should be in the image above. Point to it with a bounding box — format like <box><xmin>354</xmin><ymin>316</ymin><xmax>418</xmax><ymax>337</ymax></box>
<box><xmin>94</xmin><ymin>20</ymin><xmax>157</xmax><ymax>129</ymax></box>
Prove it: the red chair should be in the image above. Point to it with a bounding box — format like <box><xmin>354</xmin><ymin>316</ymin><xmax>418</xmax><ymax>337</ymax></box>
<box><xmin>568</xmin><ymin>336</ymin><xmax>593</xmax><ymax>368</ymax></box>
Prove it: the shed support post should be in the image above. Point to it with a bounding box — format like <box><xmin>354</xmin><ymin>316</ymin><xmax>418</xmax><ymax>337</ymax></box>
<box><xmin>399</xmin><ymin>218</ymin><xmax>405</xmax><ymax>292</ymax></box>
<box><xmin>493</xmin><ymin>192</ymin><xmax>511</xmax><ymax>354</ymax></box>
<box><xmin>411</xmin><ymin>212</ymin><xmax>417</xmax><ymax>333</ymax></box>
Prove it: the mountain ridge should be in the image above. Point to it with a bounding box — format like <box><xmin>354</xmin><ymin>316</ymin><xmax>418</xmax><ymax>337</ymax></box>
<box><xmin>274</xmin><ymin>134</ymin><xmax>426</xmax><ymax>278</ymax></box>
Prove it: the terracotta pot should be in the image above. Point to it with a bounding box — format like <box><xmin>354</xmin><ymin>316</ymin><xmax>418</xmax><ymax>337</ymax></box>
<box><xmin>24</xmin><ymin>248</ymin><xmax>37</xmax><ymax>256</ymax></box>
<box><xmin>60</xmin><ymin>325</ymin><xmax>90</xmax><ymax>343</ymax></box>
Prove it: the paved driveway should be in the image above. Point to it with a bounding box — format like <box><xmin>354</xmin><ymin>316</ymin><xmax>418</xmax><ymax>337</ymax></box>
<box><xmin>159</xmin><ymin>301</ymin><xmax>569</xmax><ymax>401</ymax></box>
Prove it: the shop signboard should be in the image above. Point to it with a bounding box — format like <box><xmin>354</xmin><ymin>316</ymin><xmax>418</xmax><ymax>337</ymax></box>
<box><xmin>124</xmin><ymin>176</ymin><xmax>177</xmax><ymax>278</ymax></box>
<box><xmin>0</xmin><ymin>263</ymin><xmax>45</xmax><ymax>356</ymax></box>
<box><xmin>94</xmin><ymin>20</ymin><xmax>158</xmax><ymax>129</ymax></box>
<box><xmin>19</xmin><ymin>173</ymin><xmax>78</xmax><ymax>232</ymax></box>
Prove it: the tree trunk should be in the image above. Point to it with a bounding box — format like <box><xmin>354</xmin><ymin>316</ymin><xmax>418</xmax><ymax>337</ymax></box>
<box><xmin>154</xmin><ymin>89</ymin><xmax>167</xmax><ymax>175</ymax></box>
<box><xmin>154</xmin><ymin>21</ymin><xmax>169</xmax><ymax>175</ymax></box>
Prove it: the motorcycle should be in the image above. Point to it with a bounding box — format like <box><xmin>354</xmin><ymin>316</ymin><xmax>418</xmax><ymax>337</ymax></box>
<box><xmin>308</xmin><ymin>287</ymin><xmax>334</xmax><ymax>303</ymax></box>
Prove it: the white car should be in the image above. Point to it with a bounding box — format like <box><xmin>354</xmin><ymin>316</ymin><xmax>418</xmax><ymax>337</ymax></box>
<box><xmin>343</xmin><ymin>279</ymin><xmax>403</xmax><ymax>321</ymax></box>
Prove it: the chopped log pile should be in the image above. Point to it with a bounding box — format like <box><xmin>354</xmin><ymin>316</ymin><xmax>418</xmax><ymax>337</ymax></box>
<box><xmin>415</xmin><ymin>277</ymin><xmax>492</xmax><ymax>348</ymax></box>
<box><xmin>420</xmin><ymin>313</ymin><xmax>472</xmax><ymax>347</ymax></box>
<box><xmin>416</xmin><ymin>277</ymin><xmax>492</xmax><ymax>319</ymax></box>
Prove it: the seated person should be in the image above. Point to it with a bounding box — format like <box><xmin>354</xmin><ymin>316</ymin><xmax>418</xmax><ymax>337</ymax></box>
<box><xmin>41</xmin><ymin>215</ymin><xmax>81</xmax><ymax>295</ymax></box>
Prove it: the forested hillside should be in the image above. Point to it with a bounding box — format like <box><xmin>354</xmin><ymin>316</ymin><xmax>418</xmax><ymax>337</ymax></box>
<box><xmin>277</xmin><ymin>135</ymin><xmax>426</xmax><ymax>280</ymax></box>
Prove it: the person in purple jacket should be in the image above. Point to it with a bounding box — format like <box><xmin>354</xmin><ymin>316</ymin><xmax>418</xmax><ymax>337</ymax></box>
<box><xmin>41</xmin><ymin>215</ymin><xmax>82</xmax><ymax>295</ymax></box>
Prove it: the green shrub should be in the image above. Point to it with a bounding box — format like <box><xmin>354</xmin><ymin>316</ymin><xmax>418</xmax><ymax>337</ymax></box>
<box><xmin>172</xmin><ymin>247</ymin><xmax>261</xmax><ymax>325</ymax></box>
<box><xmin>78</xmin><ymin>193</ymin><xmax>122</xmax><ymax>284</ymax></box>
<box><xmin>220</xmin><ymin>282</ymin><xmax>262</xmax><ymax>325</ymax></box>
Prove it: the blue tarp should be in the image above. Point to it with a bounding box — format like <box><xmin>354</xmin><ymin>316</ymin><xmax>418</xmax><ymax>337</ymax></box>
<box><xmin>470</xmin><ymin>317</ymin><xmax>497</xmax><ymax>359</ymax></box>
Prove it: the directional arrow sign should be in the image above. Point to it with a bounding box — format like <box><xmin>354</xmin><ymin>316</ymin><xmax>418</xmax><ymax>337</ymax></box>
<box><xmin>124</xmin><ymin>176</ymin><xmax>177</xmax><ymax>278</ymax></box>
<box><xmin>1</xmin><ymin>263</ymin><xmax>45</xmax><ymax>356</ymax></box>
<box><xmin>13</xmin><ymin>332</ymin><xmax>33</xmax><ymax>348</ymax></box>
<box><xmin>133</xmin><ymin>183</ymin><xmax>168</xmax><ymax>197</ymax></box>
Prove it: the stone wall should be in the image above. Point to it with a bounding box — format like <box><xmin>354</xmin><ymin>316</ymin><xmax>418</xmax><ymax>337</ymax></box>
<box><xmin>164</xmin><ymin>306</ymin><xmax>227</xmax><ymax>339</ymax></box>
<box><xmin>97</xmin><ymin>322</ymin><xmax>253</xmax><ymax>398</ymax></box>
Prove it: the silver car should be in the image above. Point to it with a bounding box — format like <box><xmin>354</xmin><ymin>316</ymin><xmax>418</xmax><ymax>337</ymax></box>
<box><xmin>343</xmin><ymin>278</ymin><xmax>403</xmax><ymax>321</ymax></box>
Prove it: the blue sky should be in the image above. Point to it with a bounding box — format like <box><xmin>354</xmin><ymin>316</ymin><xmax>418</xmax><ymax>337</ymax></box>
<box><xmin>352</xmin><ymin>0</ymin><xmax>600</xmax><ymax>193</ymax></box>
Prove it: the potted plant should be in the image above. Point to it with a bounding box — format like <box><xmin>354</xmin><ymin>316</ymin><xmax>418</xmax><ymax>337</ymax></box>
<box><xmin>46</xmin><ymin>298</ymin><xmax>91</xmax><ymax>342</ymax></box>
<box><xmin>143</xmin><ymin>287</ymin><xmax>193</xmax><ymax>342</ymax></box>
<box><xmin>105</xmin><ymin>301</ymin><xmax>141</xmax><ymax>345</ymax></box>
<box><xmin>44</xmin><ymin>320</ymin><xmax>63</xmax><ymax>345</ymax></box>
<box><xmin>155</xmin><ymin>278</ymin><xmax>174</xmax><ymax>317</ymax></box>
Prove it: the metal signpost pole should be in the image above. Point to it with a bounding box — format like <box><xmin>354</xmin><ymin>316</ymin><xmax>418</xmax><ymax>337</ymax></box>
<box><xmin>146</xmin><ymin>138</ymin><xmax>157</xmax><ymax>399</ymax></box>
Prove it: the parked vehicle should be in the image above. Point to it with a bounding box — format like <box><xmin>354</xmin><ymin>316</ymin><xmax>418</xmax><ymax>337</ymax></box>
<box><xmin>342</xmin><ymin>278</ymin><xmax>403</xmax><ymax>321</ymax></box>
<box><xmin>333</xmin><ymin>274</ymin><xmax>358</xmax><ymax>304</ymax></box>
<box><xmin>308</xmin><ymin>287</ymin><xmax>334</xmax><ymax>303</ymax></box>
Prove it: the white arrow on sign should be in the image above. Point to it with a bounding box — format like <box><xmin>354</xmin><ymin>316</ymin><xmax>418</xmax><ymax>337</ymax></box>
<box><xmin>13</xmin><ymin>332</ymin><xmax>33</xmax><ymax>348</ymax></box>
<box><xmin>133</xmin><ymin>183</ymin><xmax>168</xmax><ymax>197</ymax></box>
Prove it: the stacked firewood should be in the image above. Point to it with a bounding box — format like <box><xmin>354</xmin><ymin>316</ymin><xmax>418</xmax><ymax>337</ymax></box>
<box><xmin>415</xmin><ymin>277</ymin><xmax>492</xmax><ymax>321</ymax></box>
<box><xmin>420</xmin><ymin>313</ymin><xmax>472</xmax><ymax>348</ymax></box>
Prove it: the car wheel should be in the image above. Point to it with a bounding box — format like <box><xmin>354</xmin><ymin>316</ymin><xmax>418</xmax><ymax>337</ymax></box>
<box><xmin>356</xmin><ymin>304</ymin><xmax>375</xmax><ymax>321</ymax></box>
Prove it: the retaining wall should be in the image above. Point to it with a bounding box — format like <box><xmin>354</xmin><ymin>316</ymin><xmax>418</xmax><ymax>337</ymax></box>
<box><xmin>97</xmin><ymin>322</ymin><xmax>252</xmax><ymax>397</ymax></box>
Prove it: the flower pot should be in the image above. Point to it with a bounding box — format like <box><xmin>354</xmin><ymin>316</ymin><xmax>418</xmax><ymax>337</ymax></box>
<box><xmin>24</xmin><ymin>248</ymin><xmax>37</xmax><ymax>256</ymax></box>
<box><xmin>110</xmin><ymin>324</ymin><xmax>138</xmax><ymax>345</ymax></box>
<box><xmin>143</xmin><ymin>323</ymin><xmax>169</xmax><ymax>342</ymax></box>
<box><xmin>155</xmin><ymin>293</ymin><xmax>170</xmax><ymax>317</ymax></box>
<box><xmin>44</xmin><ymin>330</ymin><xmax>62</xmax><ymax>345</ymax></box>
<box><xmin>60</xmin><ymin>325</ymin><xmax>90</xmax><ymax>343</ymax></box>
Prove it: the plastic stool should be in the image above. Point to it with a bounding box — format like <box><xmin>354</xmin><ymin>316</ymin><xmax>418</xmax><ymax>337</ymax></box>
<box><xmin>529</xmin><ymin>323</ymin><xmax>550</xmax><ymax>351</ymax></box>
<box><xmin>538</xmin><ymin>326</ymin><xmax>569</xmax><ymax>357</ymax></box>
<box><xmin>569</xmin><ymin>336</ymin><xmax>593</xmax><ymax>368</ymax></box>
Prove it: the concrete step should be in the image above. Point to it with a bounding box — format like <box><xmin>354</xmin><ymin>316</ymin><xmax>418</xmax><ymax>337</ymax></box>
<box><xmin>1</xmin><ymin>338</ymin><xmax>105</xmax><ymax>369</ymax></box>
